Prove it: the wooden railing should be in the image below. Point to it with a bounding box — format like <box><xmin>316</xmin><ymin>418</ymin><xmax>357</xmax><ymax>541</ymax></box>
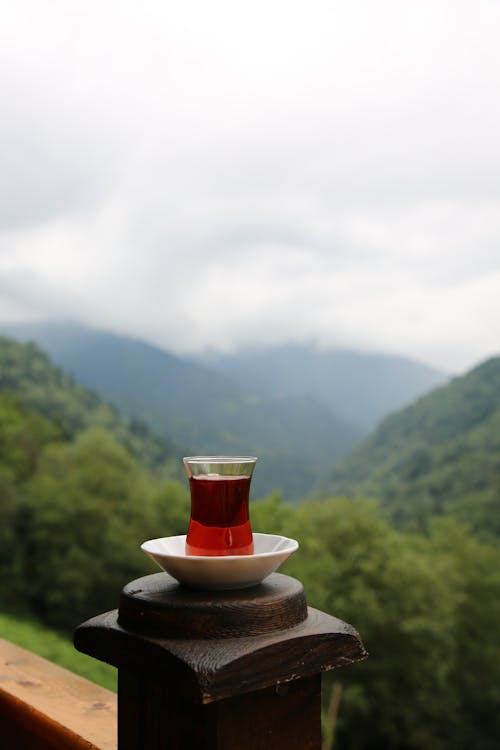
<box><xmin>1</xmin><ymin>573</ymin><xmax>366</xmax><ymax>749</ymax></box>
<box><xmin>0</xmin><ymin>638</ymin><xmax>116</xmax><ymax>750</ymax></box>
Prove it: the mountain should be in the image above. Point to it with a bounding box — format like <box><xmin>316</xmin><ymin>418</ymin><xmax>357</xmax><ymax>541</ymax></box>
<box><xmin>2</xmin><ymin>336</ymin><xmax>500</xmax><ymax>750</ymax></box>
<box><xmin>0</xmin><ymin>335</ymin><xmax>182</xmax><ymax>469</ymax></box>
<box><xmin>0</xmin><ymin>337</ymin><xmax>191</xmax><ymax>624</ymax></box>
<box><xmin>323</xmin><ymin>356</ymin><xmax>500</xmax><ymax>536</ymax></box>
<box><xmin>198</xmin><ymin>344</ymin><xmax>447</xmax><ymax>431</ymax></box>
<box><xmin>1</xmin><ymin>323</ymin><xmax>363</xmax><ymax>499</ymax></box>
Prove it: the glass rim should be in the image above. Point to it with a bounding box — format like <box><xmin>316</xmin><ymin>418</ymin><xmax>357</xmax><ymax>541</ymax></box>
<box><xmin>183</xmin><ymin>456</ymin><xmax>257</xmax><ymax>464</ymax></box>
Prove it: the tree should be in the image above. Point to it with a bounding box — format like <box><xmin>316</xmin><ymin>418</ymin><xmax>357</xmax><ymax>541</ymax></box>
<box><xmin>251</xmin><ymin>495</ymin><xmax>500</xmax><ymax>750</ymax></box>
<box><xmin>21</xmin><ymin>428</ymin><xmax>168</xmax><ymax>627</ymax></box>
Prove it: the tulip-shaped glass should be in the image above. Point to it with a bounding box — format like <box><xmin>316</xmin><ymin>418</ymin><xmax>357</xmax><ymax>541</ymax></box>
<box><xmin>183</xmin><ymin>456</ymin><xmax>257</xmax><ymax>556</ymax></box>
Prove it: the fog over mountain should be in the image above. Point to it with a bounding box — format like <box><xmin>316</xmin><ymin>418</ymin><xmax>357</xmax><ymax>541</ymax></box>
<box><xmin>1</xmin><ymin>1</ymin><xmax>500</xmax><ymax>372</ymax></box>
<box><xmin>2</xmin><ymin>322</ymin><xmax>449</xmax><ymax>497</ymax></box>
<box><xmin>324</xmin><ymin>355</ymin><xmax>500</xmax><ymax>537</ymax></box>
<box><xmin>198</xmin><ymin>345</ymin><xmax>447</xmax><ymax>430</ymax></box>
<box><xmin>1</xmin><ymin>323</ymin><xmax>364</xmax><ymax>498</ymax></box>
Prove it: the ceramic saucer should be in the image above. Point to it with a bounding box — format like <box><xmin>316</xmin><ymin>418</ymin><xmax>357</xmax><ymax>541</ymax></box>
<box><xmin>140</xmin><ymin>533</ymin><xmax>299</xmax><ymax>590</ymax></box>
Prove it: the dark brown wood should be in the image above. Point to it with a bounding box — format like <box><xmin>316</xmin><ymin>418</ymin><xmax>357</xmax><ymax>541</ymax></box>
<box><xmin>74</xmin><ymin>572</ymin><xmax>367</xmax><ymax>749</ymax></box>
<box><xmin>118</xmin><ymin>572</ymin><xmax>308</xmax><ymax>638</ymax></box>
<box><xmin>76</xmin><ymin>604</ymin><xmax>366</xmax><ymax>705</ymax></box>
<box><xmin>209</xmin><ymin>675</ymin><xmax>321</xmax><ymax>750</ymax></box>
<box><xmin>117</xmin><ymin>669</ymin><xmax>321</xmax><ymax>750</ymax></box>
<box><xmin>118</xmin><ymin>666</ymin><xmax>207</xmax><ymax>750</ymax></box>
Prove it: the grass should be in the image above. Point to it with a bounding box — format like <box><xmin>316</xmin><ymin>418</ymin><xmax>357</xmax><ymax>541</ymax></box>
<box><xmin>0</xmin><ymin>610</ymin><xmax>117</xmax><ymax>692</ymax></box>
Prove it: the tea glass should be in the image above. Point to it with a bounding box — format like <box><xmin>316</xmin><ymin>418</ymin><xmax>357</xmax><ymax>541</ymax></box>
<box><xmin>183</xmin><ymin>456</ymin><xmax>257</xmax><ymax>556</ymax></box>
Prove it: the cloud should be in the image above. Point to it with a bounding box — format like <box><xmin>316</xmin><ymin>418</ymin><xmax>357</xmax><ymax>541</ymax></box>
<box><xmin>1</xmin><ymin>0</ymin><xmax>500</xmax><ymax>371</ymax></box>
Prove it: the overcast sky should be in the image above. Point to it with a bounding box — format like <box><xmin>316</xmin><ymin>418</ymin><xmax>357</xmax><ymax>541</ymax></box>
<box><xmin>1</xmin><ymin>0</ymin><xmax>499</xmax><ymax>372</ymax></box>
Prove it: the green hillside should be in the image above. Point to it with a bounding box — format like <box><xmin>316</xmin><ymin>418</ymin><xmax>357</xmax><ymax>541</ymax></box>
<box><xmin>324</xmin><ymin>356</ymin><xmax>500</xmax><ymax>536</ymax></box>
<box><xmin>0</xmin><ymin>335</ymin><xmax>183</xmax><ymax>470</ymax></box>
<box><xmin>0</xmin><ymin>336</ymin><xmax>191</xmax><ymax>626</ymax></box>
<box><xmin>1</xmin><ymin>323</ymin><xmax>364</xmax><ymax>499</ymax></box>
<box><xmin>200</xmin><ymin>344</ymin><xmax>447</xmax><ymax>430</ymax></box>
<box><xmin>1</xmin><ymin>335</ymin><xmax>500</xmax><ymax>748</ymax></box>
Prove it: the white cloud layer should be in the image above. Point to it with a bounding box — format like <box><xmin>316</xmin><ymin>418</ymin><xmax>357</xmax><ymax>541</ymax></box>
<box><xmin>1</xmin><ymin>0</ymin><xmax>500</xmax><ymax>371</ymax></box>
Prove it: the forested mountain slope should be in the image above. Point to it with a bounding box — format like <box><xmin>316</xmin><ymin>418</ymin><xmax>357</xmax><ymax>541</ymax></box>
<box><xmin>0</xmin><ymin>338</ymin><xmax>191</xmax><ymax>625</ymax></box>
<box><xmin>2</xmin><ymin>324</ymin><xmax>363</xmax><ymax>498</ymax></box>
<box><xmin>2</xmin><ymin>337</ymin><xmax>500</xmax><ymax>749</ymax></box>
<box><xmin>199</xmin><ymin>344</ymin><xmax>447</xmax><ymax>430</ymax></box>
<box><xmin>325</xmin><ymin>356</ymin><xmax>500</xmax><ymax>535</ymax></box>
<box><xmin>0</xmin><ymin>335</ymin><xmax>182</xmax><ymax>469</ymax></box>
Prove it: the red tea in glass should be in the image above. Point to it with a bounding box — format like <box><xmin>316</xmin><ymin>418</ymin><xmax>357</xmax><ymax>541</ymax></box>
<box><xmin>184</xmin><ymin>457</ymin><xmax>256</xmax><ymax>556</ymax></box>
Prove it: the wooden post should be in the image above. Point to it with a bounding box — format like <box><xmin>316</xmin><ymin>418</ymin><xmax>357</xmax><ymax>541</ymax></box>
<box><xmin>75</xmin><ymin>573</ymin><xmax>366</xmax><ymax>750</ymax></box>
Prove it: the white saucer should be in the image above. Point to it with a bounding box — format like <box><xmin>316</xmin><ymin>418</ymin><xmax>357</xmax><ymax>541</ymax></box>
<box><xmin>140</xmin><ymin>533</ymin><xmax>299</xmax><ymax>590</ymax></box>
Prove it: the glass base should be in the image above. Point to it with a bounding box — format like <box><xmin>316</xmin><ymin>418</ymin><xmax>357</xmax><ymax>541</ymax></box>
<box><xmin>185</xmin><ymin>520</ymin><xmax>254</xmax><ymax>556</ymax></box>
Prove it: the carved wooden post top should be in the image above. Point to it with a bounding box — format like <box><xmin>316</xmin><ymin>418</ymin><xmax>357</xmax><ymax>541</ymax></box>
<box><xmin>75</xmin><ymin>572</ymin><xmax>367</xmax><ymax>705</ymax></box>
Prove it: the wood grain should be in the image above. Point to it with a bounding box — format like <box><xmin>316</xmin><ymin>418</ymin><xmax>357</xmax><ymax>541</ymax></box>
<box><xmin>210</xmin><ymin>675</ymin><xmax>322</xmax><ymax>750</ymax></box>
<box><xmin>0</xmin><ymin>638</ymin><xmax>116</xmax><ymax>750</ymax></box>
<box><xmin>117</xmin><ymin>670</ymin><xmax>321</xmax><ymax>750</ymax></box>
<box><xmin>75</xmin><ymin>574</ymin><xmax>367</xmax><ymax>704</ymax></box>
<box><xmin>74</xmin><ymin>572</ymin><xmax>367</xmax><ymax>748</ymax></box>
<box><xmin>118</xmin><ymin>572</ymin><xmax>308</xmax><ymax>638</ymax></box>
